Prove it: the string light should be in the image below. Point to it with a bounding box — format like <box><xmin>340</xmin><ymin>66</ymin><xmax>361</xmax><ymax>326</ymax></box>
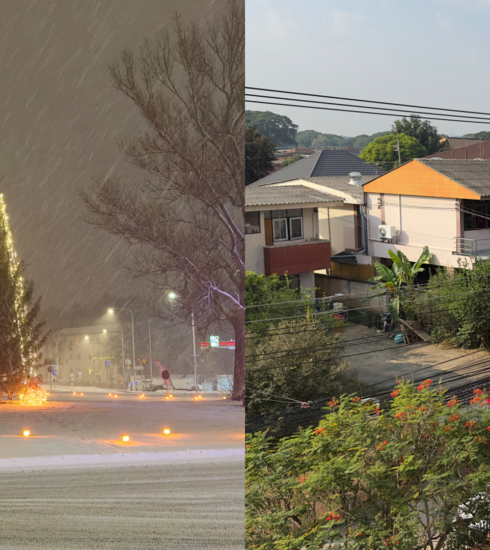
<box><xmin>19</xmin><ymin>385</ymin><xmax>48</xmax><ymax>406</ymax></box>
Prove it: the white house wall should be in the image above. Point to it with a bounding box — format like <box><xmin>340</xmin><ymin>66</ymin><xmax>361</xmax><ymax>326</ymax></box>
<box><xmin>366</xmin><ymin>194</ymin><xmax>468</xmax><ymax>267</ymax></box>
<box><xmin>245</xmin><ymin>211</ymin><xmax>266</xmax><ymax>274</ymax></box>
<box><xmin>319</xmin><ymin>205</ymin><xmax>356</xmax><ymax>255</ymax></box>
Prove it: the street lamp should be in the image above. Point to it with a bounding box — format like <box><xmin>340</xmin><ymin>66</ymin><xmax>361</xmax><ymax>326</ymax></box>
<box><xmin>148</xmin><ymin>319</ymin><xmax>153</xmax><ymax>390</ymax></box>
<box><xmin>169</xmin><ymin>292</ymin><xmax>198</xmax><ymax>393</ymax></box>
<box><xmin>108</xmin><ymin>307</ymin><xmax>136</xmax><ymax>391</ymax></box>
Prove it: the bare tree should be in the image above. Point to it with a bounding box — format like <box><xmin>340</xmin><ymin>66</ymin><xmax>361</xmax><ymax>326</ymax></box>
<box><xmin>81</xmin><ymin>1</ymin><xmax>245</xmax><ymax>399</ymax></box>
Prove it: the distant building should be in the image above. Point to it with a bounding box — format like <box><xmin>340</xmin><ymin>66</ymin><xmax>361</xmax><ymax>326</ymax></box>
<box><xmin>42</xmin><ymin>324</ymin><xmax>124</xmax><ymax>385</ymax></box>
<box><xmin>426</xmin><ymin>139</ymin><xmax>490</xmax><ymax>160</ymax></box>
<box><xmin>439</xmin><ymin>137</ymin><xmax>486</xmax><ymax>150</ymax></box>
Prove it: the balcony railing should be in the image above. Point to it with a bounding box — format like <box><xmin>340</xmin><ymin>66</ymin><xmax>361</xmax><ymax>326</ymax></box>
<box><xmin>264</xmin><ymin>239</ymin><xmax>331</xmax><ymax>276</ymax></box>
<box><xmin>454</xmin><ymin>237</ymin><xmax>490</xmax><ymax>257</ymax></box>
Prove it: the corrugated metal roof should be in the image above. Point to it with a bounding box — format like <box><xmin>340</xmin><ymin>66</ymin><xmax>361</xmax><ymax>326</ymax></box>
<box><xmin>304</xmin><ymin>175</ymin><xmax>377</xmax><ymax>198</ymax></box>
<box><xmin>245</xmin><ymin>184</ymin><xmax>343</xmax><ymax>207</ymax></box>
<box><xmin>249</xmin><ymin>150</ymin><xmax>384</xmax><ymax>187</ymax></box>
<box><xmin>419</xmin><ymin>158</ymin><xmax>490</xmax><ymax>197</ymax></box>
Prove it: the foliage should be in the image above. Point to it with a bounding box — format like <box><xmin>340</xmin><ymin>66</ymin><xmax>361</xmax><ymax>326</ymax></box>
<box><xmin>0</xmin><ymin>195</ymin><xmax>48</xmax><ymax>400</ymax></box>
<box><xmin>360</xmin><ymin>133</ymin><xmax>428</xmax><ymax>170</ymax></box>
<box><xmin>419</xmin><ymin>259</ymin><xmax>490</xmax><ymax>349</ymax></box>
<box><xmin>246</xmin><ymin>380</ymin><xmax>490</xmax><ymax>550</ymax></box>
<box><xmin>246</xmin><ymin>318</ymin><xmax>349</xmax><ymax>415</ymax></box>
<box><xmin>464</xmin><ymin>132</ymin><xmax>490</xmax><ymax>141</ymax></box>
<box><xmin>363</xmin><ymin>247</ymin><xmax>432</xmax><ymax>319</ymax></box>
<box><xmin>245</xmin><ymin>272</ymin><xmax>352</xmax><ymax>415</ymax></box>
<box><xmin>81</xmin><ymin>1</ymin><xmax>245</xmax><ymax>399</ymax></box>
<box><xmin>245</xmin><ymin>126</ymin><xmax>276</xmax><ymax>185</ymax></box>
<box><xmin>245</xmin><ymin>110</ymin><xmax>298</xmax><ymax>147</ymax></box>
<box><xmin>392</xmin><ymin>116</ymin><xmax>443</xmax><ymax>155</ymax></box>
<box><xmin>296</xmin><ymin>129</ymin><xmax>390</xmax><ymax>150</ymax></box>
<box><xmin>281</xmin><ymin>155</ymin><xmax>304</xmax><ymax>167</ymax></box>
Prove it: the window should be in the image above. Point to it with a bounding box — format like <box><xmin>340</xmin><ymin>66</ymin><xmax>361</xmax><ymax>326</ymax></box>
<box><xmin>289</xmin><ymin>217</ymin><xmax>303</xmax><ymax>239</ymax></box>
<box><xmin>75</xmin><ymin>338</ymin><xmax>81</xmax><ymax>346</ymax></box>
<box><xmin>266</xmin><ymin>209</ymin><xmax>304</xmax><ymax>242</ymax></box>
<box><xmin>464</xmin><ymin>200</ymin><xmax>490</xmax><ymax>230</ymax></box>
<box><xmin>76</xmin><ymin>354</ymin><xmax>81</xmax><ymax>361</ymax></box>
<box><xmin>245</xmin><ymin>211</ymin><xmax>260</xmax><ymax>234</ymax></box>
<box><xmin>273</xmin><ymin>218</ymin><xmax>288</xmax><ymax>241</ymax></box>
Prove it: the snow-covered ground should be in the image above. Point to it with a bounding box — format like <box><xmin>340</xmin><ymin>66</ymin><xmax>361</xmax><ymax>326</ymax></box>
<box><xmin>0</xmin><ymin>460</ymin><xmax>244</xmax><ymax>549</ymax></box>
<box><xmin>0</xmin><ymin>389</ymin><xmax>244</xmax><ymax>465</ymax></box>
<box><xmin>0</xmin><ymin>388</ymin><xmax>244</xmax><ymax>548</ymax></box>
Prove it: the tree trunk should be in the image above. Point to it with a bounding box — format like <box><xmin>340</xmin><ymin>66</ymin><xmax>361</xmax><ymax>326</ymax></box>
<box><xmin>231</xmin><ymin>313</ymin><xmax>244</xmax><ymax>401</ymax></box>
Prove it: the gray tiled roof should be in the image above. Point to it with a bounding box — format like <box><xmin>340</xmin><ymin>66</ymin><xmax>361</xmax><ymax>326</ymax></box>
<box><xmin>304</xmin><ymin>175</ymin><xmax>378</xmax><ymax>198</ymax></box>
<box><xmin>249</xmin><ymin>150</ymin><xmax>384</xmax><ymax>187</ymax></box>
<box><xmin>245</xmin><ymin>184</ymin><xmax>343</xmax><ymax>207</ymax></box>
<box><xmin>419</xmin><ymin>159</ymin><xmax>490</xmax><ymax>197</ymax></box>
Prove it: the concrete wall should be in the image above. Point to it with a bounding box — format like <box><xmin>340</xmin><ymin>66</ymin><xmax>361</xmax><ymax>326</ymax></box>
<box><xmin>366</xmin><ymin>193</ymin><xmax>469</xmax><ymax>268</ymax></box>
<box><xmin>319</xmin><ymin>204</ymin><xmax>356</xmax><ymax>255</ymax></box>
<box><xmin>315</xmin><ymin>274</ymin><xmax>390</xmax><ymax>311</ymax></box>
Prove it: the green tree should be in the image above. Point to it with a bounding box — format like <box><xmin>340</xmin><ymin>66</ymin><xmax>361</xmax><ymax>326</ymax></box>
<box><xmin>360</xmin><ymin>133</ymin><xmax>428</xmax><ymax>170</ymax></box>
<box><xmin>245</xmin><ymin>110</ymin><xmax>298</xmax><ymax>147</ymax></box>
<box><xmin>420</xmin><ymin>258</ymin><xmax>490</xmax><ymax>349</ymax></box>
<box><xmin>0</xmin><ymin>195</ymin><xmax>48</xmax><ymax>399</ymax></box>
<box><xmin>363</xmin><ymin>247</ymin><xmax>432</xmax><ymax>319</ymax></box>
<box><xmin>351</xmin><ymin>131</ymin><xmax>390</xmax><ymax>150</ymax></box>
<box><xmin>296</xmin><ymin>130</ymin><xmax>322</xmax><ymax>148</ymax></box>
<box><xmin>245</xmin><ymin>126</ymin><xmax>276</xmax><ymax>185</ymax></box>
<box><xmin>392</xmin><ymin>116</ymin><xmax>442</xmax><ymax>155</ymax></box>
<box><xmin>464</xmin><ymin>131</ymin><xmax>490</xmax><ymax>141</ymax></box>
<box><xmin>245</xmin><ymin>272</ymin><xmax>353</xmax><ymax>416</ymax></box>
<box><xmin>246</xmin><ymin>380</ymin><xmax>490</xmax><ymax>550</ymax></box>
<box><xmin>281</xmin><ymin>154</ymin><xmax>304</xmax><ymax>167</ymax></box>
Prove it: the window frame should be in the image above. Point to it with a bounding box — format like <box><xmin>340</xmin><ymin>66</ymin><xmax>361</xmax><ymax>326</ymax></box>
<box><xmin>272</xmin><ymin>218</ymin><xmax>289</xmax><ymax>241</ymax></box>
<box><xmin>289</xmin><ymin>217</ymin><xmax>303</xmax><ymax>240</ymax></box>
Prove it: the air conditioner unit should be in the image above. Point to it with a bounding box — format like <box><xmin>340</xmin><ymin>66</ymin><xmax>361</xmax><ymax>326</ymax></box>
<box><xmin>378</xmin><ymin>225</ymin><xmax>397</xmax><ymax>239</ymax></box>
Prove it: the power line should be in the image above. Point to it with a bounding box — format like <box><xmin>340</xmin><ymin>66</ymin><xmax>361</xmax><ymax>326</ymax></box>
<box><xmin>245</xmin><ymin>86</ymin><xmax>490</xmax><ymax>118</ymax></box>
<box><xmin>245</xmin><ymin>100</ymin><xmax>490</xmax><ymax>126</ymax></box>
<box><xmin>246</xmin><ymin>93</ymin><xmax>490</xmax><ymax>122</ymax></box>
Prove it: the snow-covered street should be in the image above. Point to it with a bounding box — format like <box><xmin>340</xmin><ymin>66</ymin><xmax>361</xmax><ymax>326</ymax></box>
<box><xmin>0</xmin><ymin>391</ymin><xmax>244</xmax><ymax>548</ymax></box>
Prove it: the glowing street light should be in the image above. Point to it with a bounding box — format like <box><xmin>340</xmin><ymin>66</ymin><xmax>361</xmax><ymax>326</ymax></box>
<box><xmin>22</xmin><ymin>430</ymin><xmax>30</xmax><ymax>437</ymax></box>
<box><xmin>163</xmin><ymin>428</ymin><xmax>171</xmax><ymax>435</ymax></box>
<box><xmin>122</xmin><ymin>435</ymin><xmax>130</xmax><ymax>442</ymax></box>
<box><xmin>103</xmin><ymin>329</ymin><xmax>107</xmax><ymax>334</ymax></box>
<box><xmin>85</xmin><ymin>335</ymin><xmax>89</xmax><ymax>340</ymax></box>
<box><xmin>108</xmin><ymin>307</ymin><xmax>135</xmax><ymax>391</ymax></box>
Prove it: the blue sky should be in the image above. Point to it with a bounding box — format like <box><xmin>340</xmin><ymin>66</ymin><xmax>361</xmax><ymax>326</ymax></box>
<box><xmin>246</xmin><ymin>0</ymin><xmax>490</xmax><ymax>137</ymax></box>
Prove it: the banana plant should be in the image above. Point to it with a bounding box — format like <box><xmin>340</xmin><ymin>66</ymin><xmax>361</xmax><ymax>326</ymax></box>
<box><xmin>362</xmin><ymin>246</ymin><xmax>432</xmax><ymax>319</ymax></box>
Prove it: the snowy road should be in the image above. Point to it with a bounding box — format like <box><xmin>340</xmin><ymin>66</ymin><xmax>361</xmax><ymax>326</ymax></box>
<box><xmin>0</xmin><ymin>460</ymin><xmax>244</xmax><ymax>549</ymax></box>
<box><xmin>0</xmin><ymin>392</ymin><xmax>244</xmax><ymax>548</ymax></box>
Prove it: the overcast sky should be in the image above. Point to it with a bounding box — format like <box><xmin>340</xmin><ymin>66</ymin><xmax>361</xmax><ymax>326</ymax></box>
<box><xmin>246</xmin><ymin>0</ymin><xmax>490</xmax><ymax>137</ymax></box>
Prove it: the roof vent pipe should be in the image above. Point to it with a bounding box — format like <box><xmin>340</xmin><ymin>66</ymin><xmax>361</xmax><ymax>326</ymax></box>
<box><xmin>348</xmin><ymin>172</ymin><xmax>363</xmax><ymax>186</ymax></box>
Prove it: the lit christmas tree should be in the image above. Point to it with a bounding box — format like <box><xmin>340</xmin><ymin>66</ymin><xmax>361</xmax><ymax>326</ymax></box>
<box><xmin>0</xmin><ymin>194</ymin><xmax>48</xmax><ymax>400</ymax></box>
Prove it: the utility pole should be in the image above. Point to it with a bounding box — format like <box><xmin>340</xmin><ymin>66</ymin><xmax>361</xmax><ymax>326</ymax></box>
<box><xmin>191</xmin><ymin>309</ymin><xmax>199</xmax><ymax>393</ymax></box>
<box><xmin>394</xmin><ymin>138</ymin><xmax>401</xmax><ymax>167</ymax></box>
<box><xmin>148</xmin><ymin>319</ymin><xmax>153</xmax><ymax>391</ymax></box>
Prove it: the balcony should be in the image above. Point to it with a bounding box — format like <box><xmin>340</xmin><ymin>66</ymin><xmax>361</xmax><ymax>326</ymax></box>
<box><xmin>454</xmin><ymin>237</ymin><xmax>490</xmax><ymax>258</ymax></box>
<box><xmin>264</xmin><ymin>239</ymin><xmax>331</xmax><ymax>276</ymax></box>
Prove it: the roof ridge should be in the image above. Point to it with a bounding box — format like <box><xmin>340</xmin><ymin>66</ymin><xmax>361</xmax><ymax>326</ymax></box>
<box><xmin>308</xmin><ymin>149</ymin><xmax>324</xmax><ymax>177</ymax></box>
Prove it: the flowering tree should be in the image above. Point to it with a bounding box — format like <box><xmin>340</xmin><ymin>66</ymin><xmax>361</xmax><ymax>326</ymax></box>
<box><xmin>246</xmin><ymin>381</ymin><xmax>490</xmax><ymax>549</ymax></box>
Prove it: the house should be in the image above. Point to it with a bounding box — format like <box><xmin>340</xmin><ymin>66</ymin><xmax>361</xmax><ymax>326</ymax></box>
<box><xmin>363</xmin><ymin>158</ymin><xmax>490</xmax><ymax>268</ymax></box>
<box><xmin>249</xmin><ymin>149</ymin><xmax>385</xmax><ymax>187</ymax></box>
<box><xmin>439</xmin><ymin>137</ymin><xmax>486</xmax><ymax>150</ymax></box>
<box><xmin>245</xmin><ymin>184</ymin><xmax>338</xmax><ymax>290</ymax></box>
<box><xmin>425</xmin><ymin>139</ymin><xmax>490</xmax><ymax>160</ymax></box>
